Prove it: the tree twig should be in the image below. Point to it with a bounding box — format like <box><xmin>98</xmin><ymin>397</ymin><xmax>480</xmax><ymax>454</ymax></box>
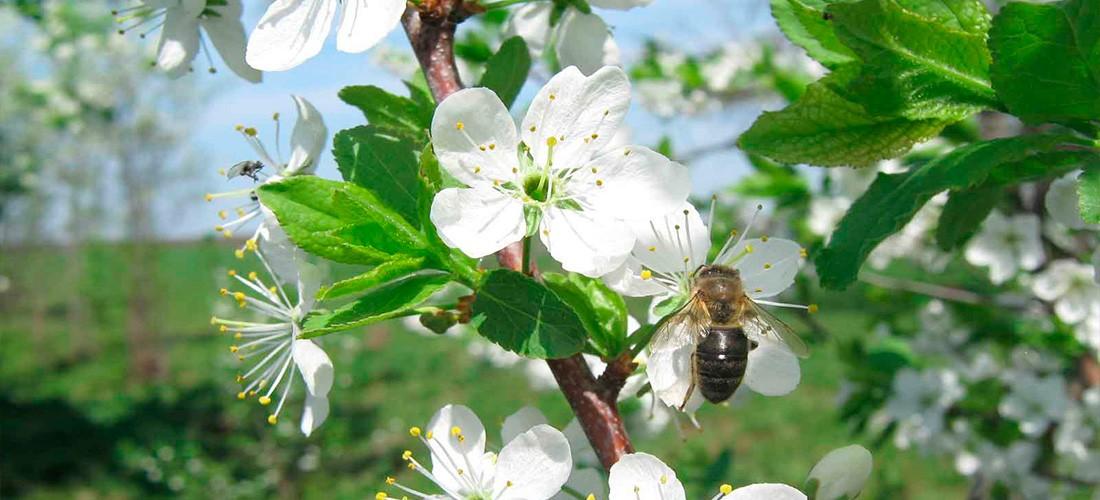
<box><xmin>400</xmin><ymin>0</ymin><xmax>635</xmax><ymax>470</ymax></box>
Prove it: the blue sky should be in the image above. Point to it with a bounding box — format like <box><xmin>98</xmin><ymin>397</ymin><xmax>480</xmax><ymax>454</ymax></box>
<box><xmin>180</xmin><ymin>0</ymin><xmax>780</xmax><ymax>239</ymax></box>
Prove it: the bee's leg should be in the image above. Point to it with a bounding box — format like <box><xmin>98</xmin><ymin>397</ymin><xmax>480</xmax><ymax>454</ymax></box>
<box><xmin>679</xmin><ymin>351</ymin><xmax>698</xmax><ymax>411</ymax></box>
<box><xmin>749</xmin><ymin>339</ymin><xmax>759</xmax><ymax>351</ymax></box>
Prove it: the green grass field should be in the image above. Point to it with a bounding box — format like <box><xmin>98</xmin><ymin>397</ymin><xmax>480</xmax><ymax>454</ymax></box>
<box><xmin>0</xmin><ymin>240</ymin><xmax>968</xmax><ymax>499</ymax></box>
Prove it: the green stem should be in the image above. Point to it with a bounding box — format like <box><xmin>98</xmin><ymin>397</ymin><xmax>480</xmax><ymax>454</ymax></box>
<box><xmin>521</xmin><ymin>236</ymin><xmax>532</xmax><ymax>275</ymax></box>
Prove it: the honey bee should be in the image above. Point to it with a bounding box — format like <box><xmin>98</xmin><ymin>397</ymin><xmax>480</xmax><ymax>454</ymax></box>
<box><xmin>650</xmin><ymin>264</ymin><xmax>809</xmax><ymax>409</ymax></box>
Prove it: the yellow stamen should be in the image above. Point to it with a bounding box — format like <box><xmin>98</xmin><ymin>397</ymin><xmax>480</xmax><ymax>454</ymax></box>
<box><xmin>258</xmin><ymin>396</ymin><xmax>272</xmax><ymax>406</ymax></box>
<box><xmin>720</xmin><ymin>484</ymin><xmax>733</xmax><ymax>494</ymax></box>
<box><xmin>455</xmin><ymin>121</ymin><xmax>464</xmax><ymax>130</ymax></box>
<box><xmin>267</xmin><ymin>415</ymin><xmax>277</xmax><ymax>425</ymax></box>
<box><xmin>640</xmin><ymin>270</ymin><xmax>653</xmax><ymax>280</ymax></box>
<box><xmin>808</xmin><ymin>304</ymin><xmax>819</xmax><ymax>314</ymax></box>
<box><xmin>409</xmin><ymin>426</ymin><xmax>421</xmax><ymax>437</ymax></box>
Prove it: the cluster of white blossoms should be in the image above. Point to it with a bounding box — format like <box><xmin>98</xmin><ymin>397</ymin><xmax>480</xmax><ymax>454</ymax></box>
<box><xmin>121</xmin><ymin>0</ymin><xmax>660</xmax><ymax>78</ymax></box>
<box><xmin>210</xmin><ymin>243</ymin><xmax>334</xmax><ymax>437</ymax></box>
<box><xmin>376</xmin><ymin>404</ymin><xmax>874</xmax><ymax>500</ymax></box>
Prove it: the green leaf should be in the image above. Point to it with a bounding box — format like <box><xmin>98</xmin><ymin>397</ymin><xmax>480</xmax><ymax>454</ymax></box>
<box><xmin>770</xmin><ymin>0</ymin><xmax>856</xmax><ymax>68</ymax></box>
<box><xmin>317</xmin><ymin>256</ymin><xmax>429</xmax><ymax>301</ymax></box>
<box><xmin>934</xmin><ymin>185</ymin><xmax>1001</xmax><ymax>250</ymax></box>
<box><xmin>471</xmin><ymin>269</ymin><xmax>588</xmax><ymax>359</ymax></box>
<box><xmin>333</xmin><ymin>125</ymin><xmax>422</xmax><ymax>227</ymax></box>
<box><xmin>829</xmin><ymin>0</ymin><xmax>997</xmax><ymax>119</ymax></box>
<box><xmin>258</xmin><ymin>177</ymin><xmax>425</xmax><ymax>265</ymax></box>
<box><xmin>338</xmin><ymin>85</ymin><xmax>432</xmax><ymax>142</ymax></box>
<box><xmin>1080</xmin><ymin>167</ymin><xmax>1100</xmax><ymax>224</ymax></box>
<box><xmin>543</xmin><ymin>272</ymin><xmax>629</xmax><ymax>357</ymax></box>
<box><xmin>989</xmin><ymin>0</ymin><xmax>1100</xmax><ymax>124</ymax></box>
<box><xmin>739</xmin><ymin>65</ymin><xmax>950</xmax><ymax>166</ymax></box>
<box><xmin>301</xmin><ymin>273</ymin><xmax>450</xmax><ymax>338</ymax></box>
<box><xmin>479</xmin><ymin>37</ymin><xmax>532</xmax><ymax>109</ymax></box>
<box><xmin>816</xmin><ymin>134</ymin><xmax>1074</xmax><ymax>289</ymax></box>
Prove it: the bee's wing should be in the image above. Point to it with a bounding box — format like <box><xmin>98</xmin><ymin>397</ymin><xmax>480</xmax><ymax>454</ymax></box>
<box><xmin>648</xmin><ymin>294</ymin><xmax>708</xmax><ymax>354</ymax></box>
<box><xmin>226</xmin><ymin>161</ymin><xmax>251</xmax><ymax>179</ymax></box>
<box><xmin>741</xmin><ymin>298</ymin><xmax>809</xmax><ymax>358</ymax></box>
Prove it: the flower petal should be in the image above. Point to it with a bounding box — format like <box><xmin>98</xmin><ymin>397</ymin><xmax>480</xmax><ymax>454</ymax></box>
<box><xmin>721</xmin><ymin>238</ymin><xmax>802</xmax><ymax>299</ymax></box>
<box><xmin>156</xmin><ymin>9</ymin><xmax>200</xmax><ymax>76</ymax></box>
<box><xmin>493</xmin><ymin>425</ymin><xmax>573</xmax><ymax>500</ymax></box>
<box><xmin>541</xmin><ymin>207</ymin><xmax>634</xmax><ymax>277</ymax></box>
<box><xmin>246</xmin><ymin>0</ymin><xmax>338</xmax><ymax>71</ymax></box>
<box><xmin>627</xmin><ymin>203</ymin><xmax>711</xmax><ymax>274</ymax></box>
<box><xmin>721</xmin><ymin>483</ymin><xmax>807</xmax><ymax>500</ymax></box>
<box><xmin>427</xmin><ymin>404</ymin><xmax>489</xmax><ymax>493</ymax></box>
<box><xmin>554</xmin><ymin>11</ymin><xmax>620</xmax><ymax>76</ymax></box>
<box><xmin>501</xmin><ymin>406</ymin><xmax>549</xmax><ymax>444</ymax></box>
<box><xmin>503</xmin><ymin>2</ymin><xmax>552</xmax><ymax>59</ymax></box>
<box><xmin>607</xmin><ymin>452</ymin><xmax>685</xmax><ymax>500</ymax></box>
<box><xmin>295</xmin><ymin>261</ymin><xmax>323</xmax><ymax>313</ymax></box>
<box><xmin>520</xmin><ymin>66</ymin><xmax>630</xmax><ymax>169</ymax></box>
<box><xmin>646</xmin><ymin>320</ymin><xmax>704</xmax><ymax>412</ymax></box>
<box><xmin>603</xmin><ymin>258</ymin><xmax>671</xmax><ymax>297</ymax></box>
<box><xmin>807</xmin><ymin>445</ymin><xmax>873</xmax><ymax>500</ymax></box>
<box><xmin>300</xmin><ymin>393</ymin><xmax>329</xmax><ymax>436</ymax></box>
<box><xmin>431</xmin><ymin>87</ymin><xmax>519</xmax><ymax>186</ymax></box>
<box><xmin>335</xmin><ymin>0</ymin><xmax>405</xmax><ymax>53</ymax></box>
<box><xmin>743</xmin><ymin>337</ymin><xmax>800</xmax><ymax>396</ymax></box>
<box><xmin>200</xmin><ymin>0</ymin><xmax>262</xmax><ymax>82</ymax></box>
<box><xmin>576</xmin><ymin>147</ymin><xmax>690</xmax><ymax>221</ymax></box>
<box><xmin>430</xmin><ymin>186</ymin><xmax>526</xmax><ymax>258</ymax></box>
<box><xmin>292</xmin><ymin>339</ymin><xmax>333</xmax><ymax>397</ymax></box>
<box><xmin>1014</xmin><ymin>214</ymin><xmax>1045</xmax><ymax>272</ymax></box>
<box><xmin>1045</xmin><ymin>173</ymin><xmax>1088</xmax><ymax>230</ymax></box>
<box><xmin>284</xmin><ymin>95</ymin><xmax>327</xmax><ymax>176</ymax></box>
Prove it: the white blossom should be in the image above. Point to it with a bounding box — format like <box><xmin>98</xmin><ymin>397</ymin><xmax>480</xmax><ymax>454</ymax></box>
<box><xmin>380</xmin><ymin>405</ymin><xmax>572</xmax><ymax>499</ymax></box>
<box><xmin>1031</xmin><ymin>259</ymin><xmax>1100</xmax><ymax>325</ymax></box>
<box><xmin>429</xmin><ymin>66</ymin><xmax>690</xmax><ymax>277</ymax></box>
<box><xmin>998</xmin><ymin>373</ymin><xmax>1070</xmax><ymax>437</ymax></box>
<box><xmin>115</xmin><ymin>0</ymin><xmax>260</xmax><ymax>81</ymax></box>
<box><xmin>805</xmin><ymin>445</ymin><xmax>873</xmax><ymax>500</ymax></box>
<box><xmin>604</xmin><ymin>204</ymin><xmax>810</xmax><ymax>412</ymax></box>
<box><xmin>964</xmin><ymin>211</ymin><xmax>1045</xmax><ymax>285</ymax></box>
<box><xmin>246</xmin><ymin>0</ymin><xmax>406</xmax><ymax>71</ymax></box>
<box><xmin>205</xmin><ymin>95</ymin><xmax>327</xmax><ymax>261</ymax></box>
<box><xmin>504</xmin><ymin>0</ymin><xmax>652</xmax><ymax>75</ymax></box>
<box><xmin>211</xmin><ymin>246</ymin><xmax>332</xmax><ymax>436</ymax></box>
<box><xmin>884</xmin><ymin>368</ymin><xmax>964</xmax><ymax>449</ymax></box>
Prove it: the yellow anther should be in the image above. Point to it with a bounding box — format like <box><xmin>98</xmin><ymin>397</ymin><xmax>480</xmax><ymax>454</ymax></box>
<box><xmin>268</xmin><ymin>286</ymin><xmax>277</xmax><ymax>293</ymax></box>
<box><xmin>529</xmin><ymin>125</ymin><xmax>536</xmax><ymax>132</ymax></box>
<box><xmin>222</xmin><ymin>229</ymin><xmax>234</xmax><ymax>238</ymax></box>
<box><xmin>623</xmin><ymin>149</ymin><xmax>631</xmax><ymax>156</ymax></box>
<box><xmin>808</xmin><ymin>304</ymin><xmax>819</xmax><ymax>314</ymax></box>
<box><xmin>219</xmin><ymin>288</ymin><xmax>229</xmax><ymax>296</ymax></box>
<box><xmin>720</xmin><ymin>484</ymin><xmax>733</xmax><ymax>494</ymax></box>
<box><xmin>219</xmin><ymin>325</ymin><xmax>229</xmax><ymax>332</ymax></box>
<box><xmin>248</xmin><ymin>390</ymin><xmax>256</xmax><ymax>396</ymax></box>
<box><xmin>267</xmin><ymin>414</ymin><xmax>277</xmax><ymax>425</ymax></box>
<box><xmin>425</xmin><ymin>431</ymin><xmax>434</xmax><ymax>439</ymax></box>
<box><xmin>754</xmin><ymin>288</ymin><xmax>763</xmax><ymax>293</ymax></box>
<box><xmin>234</xmin><ymin>332</ymin><xmax>242</xmax><ymax>339</ymax></box>
<box><xmin>745</xmin><ymin>244</ymin><xmax>754</xmax><ymax>253</ymax></box>
<box><xmin>586</xmin><ymin>496</ymin><xmax>596</xmax><ymax>500</ymax></box>
<box><xmin>228</xmin><ymin>269</ymin><xmax>237</xmax><ymax>276</ymax></box>
<box><xmin>647</xmin><ymin>246</ymin><xmax>656</xmax><ymax>252</ymax></box>
<box><xmin>376</xmin><ymin>493</ymin><xmax>387</xmax><ymax>500</ymax></box>
<box><xmin>800</xmin><ymin>248</ymin><xmax>808</xmax><ymax>258</ymax></box>
<box><xmin>402</xmin><ymin>450</ymin><xmax>413</xmax><ymax>460</ymax></box>
<box><xmin>272</xmin><ymin>112</ymin><xmax>280</xmax><ymax>120</ymax></box>
<box><xmin>591</xmin><ymin>167</ymin><xmax>598</xmax><ymax>173</ymax></box>
<box><xmin>489</xmin><ymin>143</ymin><xmax>496</xmax><ymax>150</ymax></box>
<box><xmin>245</xmin><ymin>239</ymin><xmax>258</xmax><ymax>251</ymax></box>
<box><xmin>763</xmin><ymin>263</ymin><xmax>772</xmax><ymax>270</ymax></box>
<box><xmin>233</xmin><ymin>292</ymin><xmax>246</xmax><ymax>302</ymax></box>
<box><xmin>409</xmin><ymin>426</ymin><xmax>422</xmax><ymax>437</ymax></box>
<box><xmin>542</xmin><ymin>229</ymin><xmax>550</xmax><ymax>236</ymax></box>
<box><xmin>229</xmin><ymin>345</ymin><xmax>239</xmax><ymax>353</ymax></box>
<box><xmin>595</xmin><ymin>179</ymin><xmax>604</xmax><ymax>186</ymax></box>
<box><xmin>235</xmin><ymin>374</ymin><xmax>243</xmax><ymax>383</ymax></box>
<box><xmin>218</xmin><ymin>210</ymin><xmax>228</xmax><ymax>220</ymax></box>
<box><xmin>204</xmin><ymin>193</ymin><xmax>213</xmax><ymax>202</ymax></box>
<box><xmin>512</xmin><ymin>167</ymin><xmax>518</xmax><ymax>174</ymax></box>
<box><xmin>455</xmin><ymin>121</ymin><xmax>464</xmax><ymax>130</ymax></box>
<box><xmin>549</xmin><ymin>93</ymin><xmax>556</xmax><ymax>100</ymax></box>
<box><xmin>234</xmin><ymin>249</ymin><xmax>245</xmax><ymax>259</ymax></box>
<box><xmin>640</xmin><ymin>270</ymin><xmax>653</xmax><ymax>280</ymax></box>
<box><xmin>479</xmin><ymin>145</ymin><xmax>486</xmax><ymax>151</ymax></box>
<box><xmin>214</xmin><ymin>225</ymin><xmax>225</xmax><ymax>232</ymax></box>
<box><xmin>506</xmin><ymin>481</ymin><xmax>513</xmax><ymax>487</ymax></box>
<box><xmin>407</xmin><ymin>463</ymin><xmax>416</xmax><ymax>470</ymax></box>
<box><xmin>761</xmin><ymin>235</ymin><xmax>770</xmax><ymax>242</ymax></box>
<box><xmin>474</xmin><ymin>166</ymin><xmax>482</xmax><ymax>174</ymax></box>
<box><xmin>248</xmin><ymin>271</ymin><xmax>258</xmax><ymax>281</ymax></box>
<box><xmin>546</xmin><ymin>136</ymin><xmax>558</xmax><ymax>147</ymax></box>
<box><xmin>236</xmin><ymin>208</ymin><xmax>246</xmax><ymax>216</ymax></box>
<box><xmin>234</xmin><ymin>124</ymin><xmax>244</xmax><ymax>132</ymax></box>
<box><xmin>591</xmin><ymin>133</ymin><xmax>599</xmax><ymax>139</ymax></box>
<box><xmin>258</xmin><ymin>396</ymin><xmax>272</xmax><ymax>405</ymax></box>
<box><xmin>660</xmin><ymin>474</ymin><xmax>668</xmax><ymax>484</ymax></box>
<box><xmin>457</xmin><ymin>468</ymin><xmax>465</xmax><ymax>475</ymax></box>
<box><xmin>244</xmin><ymin>127</ymin><xmax>257</xmax><ymax>136</ymax></box>
<box><xmin>386</xmin><ymin>477</ymin><xmax>396</xmax><ymax>485</ymax></box>
<box><xmin>237</xmin><ymin>391</ymin><xmax>246</xmax><ymax>400</ymax></box>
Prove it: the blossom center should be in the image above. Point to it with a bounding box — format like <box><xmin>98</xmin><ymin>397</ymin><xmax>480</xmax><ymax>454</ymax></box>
<box><xmin>522</xmin><ymin>173</ymin><xmax>551</xmax><ymax>203</ymax></box>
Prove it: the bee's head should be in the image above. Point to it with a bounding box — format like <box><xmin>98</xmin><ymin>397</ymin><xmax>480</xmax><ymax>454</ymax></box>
<box><xmin>695</xmin><ymin>264</ymin><xmax>739</xmax><ymax>280</ymax></box>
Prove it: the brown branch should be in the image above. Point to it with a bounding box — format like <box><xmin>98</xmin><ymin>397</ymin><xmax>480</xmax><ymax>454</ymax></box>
<box><xmin>401</xmin><ymin>0</ymin><xmax>636</xmax><ymax>471</ymax></box>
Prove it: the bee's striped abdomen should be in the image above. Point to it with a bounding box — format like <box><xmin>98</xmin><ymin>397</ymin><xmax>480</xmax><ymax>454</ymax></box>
<box><xmin>696</xmin><ymin>326</ymin><xmax>749</xmax><ymax>403</ymax></box>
